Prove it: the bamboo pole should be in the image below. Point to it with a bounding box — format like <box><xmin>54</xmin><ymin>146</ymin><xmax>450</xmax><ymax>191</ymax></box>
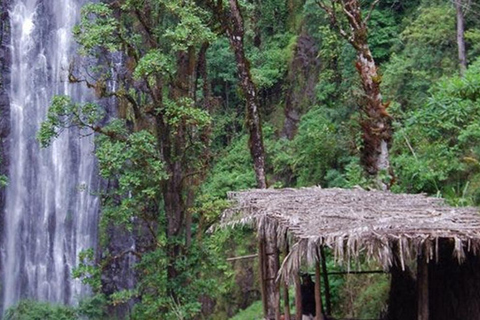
<box><xmin>295</xmin><ymin>274</ymin><xmax>302</xmax><ymax>320</ymax></box>
<box><xmin>417</xmin><ymin>252</ymin><xmax>429</xmax><ymax>320</ymax></box>
<box><xmin>315</xmin><ymin>259</ymin><xmax>325</xmax><ymax>320</ymax></box>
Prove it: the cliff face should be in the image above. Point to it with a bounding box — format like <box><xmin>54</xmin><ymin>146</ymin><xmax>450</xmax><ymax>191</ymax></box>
<box><xmin>0</xmin><ymin>1</ymin><xmax>10</xmax><ymax>164</ymax></box>
<box><xmin>0</xmin><ymin>0</ymin><xmax>10</xmax><ymax>311</ymax></box>
<box><xmin>0</xmin><ymin>0</ymin><xmax>10</xmax><ymax>157</ymax></box>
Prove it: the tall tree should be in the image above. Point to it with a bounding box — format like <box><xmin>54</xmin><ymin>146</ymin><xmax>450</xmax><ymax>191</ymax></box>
<box><xmin>317</xmin><ymin>0</ymin><xmax>393</xmax><ymax>188</ymax></box>
<box><xmin>455</xmin><ymin>0</ymin><xmax>467</xmax><ymax>75</ymax></box>
<box><xmin>215</xmin><ymin>0</ymin><xmax>268</xmax><ymax>189</ymax></box>
<box><xmin>208</xmin><ymin>0</ymin><xmax>280</xmax><ymax>318</ymax></box>
<box><xmin>39</xmin><ymin>1</ymin><xmax>218</xmax><ymax>317</ymax></box>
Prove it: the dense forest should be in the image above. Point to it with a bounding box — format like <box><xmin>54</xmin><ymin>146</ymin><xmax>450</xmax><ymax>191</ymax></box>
<box><xmin>3</xmin><ymin>0</ymin><xmax>480</xmax><ymax>318</ymax></box>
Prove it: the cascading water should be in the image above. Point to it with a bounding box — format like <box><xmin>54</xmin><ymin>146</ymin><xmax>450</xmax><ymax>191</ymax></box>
<box><xmin>1</xmin><ymin>0</ymin><xmax>99</xmax><ymax>312</ymax></box>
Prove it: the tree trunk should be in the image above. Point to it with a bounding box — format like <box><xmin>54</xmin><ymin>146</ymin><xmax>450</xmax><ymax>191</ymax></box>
<box><xmin>163</xmin><ymin>163</ymin><xmax>185</xmax><ymax>298</ymax></box>
<box><xmin>317</xmin><ymin>0</ymin><xmax>393</xmax><ymax>187</ymax></box>
<box><xmin>162</xmin><ymin>47</ymin><xmax>197</xmax><ymax>299</ymax></box>
<box><xmin>345</xmin><ymin>0</ymin><xmax>392</xmax><ymax>180</ymax></box>
<box><xmin>221</xmin><ymin>1</ymin><xmax>277</xmax><ymax>317</ymax></box>
<box><xmin>226</xmin><ymin>0</ymin><xmax>267</xmax><ymax>189</ymax></box>
<box><xmin>355</xmin><ymin>47</ymin><xmax>392</xmax><ymax>187</ymax></box>
<box><xmin>456</xmin><ymin>0</ymin><xmax>467</xmax><ymax>76</ymax></box>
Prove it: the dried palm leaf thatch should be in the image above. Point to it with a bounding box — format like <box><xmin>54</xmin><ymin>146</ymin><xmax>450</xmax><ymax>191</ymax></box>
<box><xmin>221</xmin><ymin>187</ymin><xmax>480</xmax><ymax>282</ymax></box>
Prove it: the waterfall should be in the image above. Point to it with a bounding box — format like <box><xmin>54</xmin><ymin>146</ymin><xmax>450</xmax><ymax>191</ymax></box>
<box><xmin>1</xmin><ymin>0</ymin><xmax>99</xmax><ymax>312</ymax></box>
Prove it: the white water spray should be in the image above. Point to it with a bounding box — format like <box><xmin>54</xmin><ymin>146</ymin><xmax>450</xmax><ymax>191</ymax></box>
<box><xmin>2</xmin><ymin>0</ymin><xmax>99</xmax><ymax>311</ymax></box>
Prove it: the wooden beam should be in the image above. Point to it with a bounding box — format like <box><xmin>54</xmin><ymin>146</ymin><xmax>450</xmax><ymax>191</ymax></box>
<box><xmin>315</xmin><ymin>259</ymin><xmax>325</xmax><ymax>320</ymax></box>
<box><xmin>327</xmin><ymin>270</ymin><xmax>385</xmax><ymax>275</ymax></box>
<box><xmin>295</xmin><ymin>274</ymin><xmax>302</xmax><ymax>320</ymax></box>
<box><xmin>226</xmin><ymin>254</ymin><xmax>258</xmax><ymax>261</ymax></box>
<box><xmin>417</xmin><ymin>253</ymin><xmax>429</xmax><ymax>320</ymax></box>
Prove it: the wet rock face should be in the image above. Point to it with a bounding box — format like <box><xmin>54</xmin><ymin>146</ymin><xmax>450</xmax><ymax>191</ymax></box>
<box><xmin>0</xmin><ymin>0</ymin><xmax>11</xmax><ymax>140</ymax></box>
<box><xmin>0</xmin><ymin>1</ymin><xmax>10</xmax><ymax>219</ymax></box>
<box><xmin>0</xmin><ymin>0</ymin><xmax>10</xmax><ymax>311</ymax></box>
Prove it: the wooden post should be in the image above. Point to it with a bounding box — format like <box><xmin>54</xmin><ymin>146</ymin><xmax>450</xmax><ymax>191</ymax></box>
<box><xmin>295</xmin><ymin>274</ymin><xmax>302</xmax><ymax>320</ymax></box>
<box><xmin>265</xmin><ymin>228</ymin><xmax>281</xmax><ymax>320</ymax></box>
<box><xmin>320</xmin><ymin>246</ymin><xmax>332</xmax><ymax>316</ymax></box>
<box><xmin>417</xmin><ymin>253</ymin><xmax>429</xmax><ymax>320</ymax></box>
<box><xmin>283</xmin><ymin>241</ymin><xmax>291</xmax><ymax>320</ymax></box>
<box><xmin>283</xmin><ymin>280</ymin><xmax>291</xmax><ymax>320</ymax></box>
<box><xmin>258</xmin><ymin>228</ymin><xmax>268</xmax><ymax>318</ymax></box>
<box><xmin>258</xmin><ymin>223</ymin><xmax>280</xmax><ymax>320</ymax></box>
<box><xmin>315</xmin><ymin>259</ymin><xmax>325</xmax><ymax>320</ymax></box>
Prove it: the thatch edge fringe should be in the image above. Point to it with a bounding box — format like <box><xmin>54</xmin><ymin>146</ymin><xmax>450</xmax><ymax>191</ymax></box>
<box><xmin>220</xmin><ymin>187</ymin><xmax>480</xmax><ymax>283</ymax></box>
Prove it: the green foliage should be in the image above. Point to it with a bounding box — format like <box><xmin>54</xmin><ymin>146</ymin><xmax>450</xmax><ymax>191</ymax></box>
<box><xmin>367</xmin><ymin>8</ymin><xmax>400</xmax><ymax>63</ymax></box>
<box><xmin>271</xmin><ymin>106</ymin><xmax>341</xmax><ymax>187</ymax></box>
<box><xmin>37</xmin><ymin>96</ymin><xmax>104</xmax><ymax>148</ymax></box>
<box><xmin>133</xmin><ymin>50</ymin><xmax>174</xmax><ymax>80</ymax></box>
<box><xmin>203</xmin><ymin>134</ymin><xmax>257</xmax><ymax>199</ymax></box>
<box><xmin>352</xmin><ymin>274</ymin><xmax>389</xmax><ymax>318</ymax></box>
<box><xmin>164</xmin><ymin>97</ymin><xmax>212</xmax><ymax>129</ymax></box>
<box><xmin>77</xmin><ymin>294</ymin><xmax>108</xmax><ymax>319</ymax></box>
<box><xmin>392</xmin><ymin>59</ymin><xmax>480</xmax><ymax>200</ymax></box>
<box><xmin>229</xmin><ymin>300</ymin><xmax>263</xmax><ymax>320</ymax></box>
<box><xmin>73</xmin><ymin>3</ymin><xmax>119</xmax><ymax>55</ymax></box>
<box><xmin>254</xmin><ymin>0</ymin><xmax>289</xmax><ymax>36</ymax></box>
<box><xmin>465</xmin><ymin>28</ymin><xmax>480</xmax><ymax>60</ymax></box>
<box><xmin>0</xmin><ymin>174</ymin><xmax>7</xmax><ymax>187</ymax></box>
<box><xmin>401</xmin><ymin>6</ymin><xmax>455</xmax><ymax>47</ymax></box>
<box><xmin>249</xmin><ymin>33</ymin><xmax>294</xmax><ymax>89</ymax></box>
<box><xmin>4</xmin><ymin>300</ymin><xmax>77</xmax><ymax>320</ymax></box>
<box><xmin>3</xmin><ymin>296</ymin><xmax>109</xmax><ymax>320</ymax></box>
<box><xmin>72</xmin><ymin>248</ymin><xmax>102</xmax><ymax>293</ymax></box>
<box><xmin>382</xmin><ymin>5</ymin><xmax>457</xmax><ymax>109</ymax></box>
<box><xmin>162</xmin><ymin>0</ymin><xmax>216</xmax><ymax>50</ymax></box>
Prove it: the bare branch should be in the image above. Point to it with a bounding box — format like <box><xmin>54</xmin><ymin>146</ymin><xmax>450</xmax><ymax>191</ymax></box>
<box><xmin>316</xmin><ymin>0</ymin><xmax>351</xmax><ymax>41</ymax></box>
<box><xmin>365</xmin><ymin>0</ymin><xmax>380</xmax><ymax>23</ymax></box>
<box><xmin>340</xmin><ymin>0</ymin><xmax>361</xmax><ymax>31</ymax></box>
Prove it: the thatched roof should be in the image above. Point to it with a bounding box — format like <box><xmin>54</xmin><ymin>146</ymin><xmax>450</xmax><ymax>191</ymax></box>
<box><xmin>222</xmin><ymin>187</ymin><xmax>480</xmax><ymax>281</ymax></box>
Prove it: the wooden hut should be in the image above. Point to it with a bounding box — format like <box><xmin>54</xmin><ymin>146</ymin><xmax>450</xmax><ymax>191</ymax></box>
<box><xmin>221</xmin><ymin>187</ymin><xmax>480</xmax><ymax>320</ymax></box>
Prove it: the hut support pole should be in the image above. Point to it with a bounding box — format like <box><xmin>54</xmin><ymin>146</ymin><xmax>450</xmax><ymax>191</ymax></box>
<box><xmin>417</xmin><ymin>253</ymin><xmax>429</xmax><ymax>320</ymax></box>
<box><xmin>258</xmin><ymin>231</ymin><xmax>268</xmax><ymax>318</ymax></box>
<box><xmin>283</xmin><ymin>281</ymin><xmax>291</xmax><ymax>320</ymax></box>
<box><xmin>320</xmin><ymin>246</ymin><xmax>332</xmax><ymax>316</ymax></box>
<box><xmin>315</xmin><ymin>259</ymin><xmax>325</xmax><ymax>320</ymax></box>
<box><xmin>259</xmin><ymin>223</ymin><xmax>280</xmax><ymax>319</ymax></box>
<box><xmin>283</xmin><ymin>241</ymin><xmax>291</xmax><ymax>320</ymax></box>
<box><xmin>295</xmin><ymin>274</ymin><xmax>302</xmax><ymax>320</ymax></box>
